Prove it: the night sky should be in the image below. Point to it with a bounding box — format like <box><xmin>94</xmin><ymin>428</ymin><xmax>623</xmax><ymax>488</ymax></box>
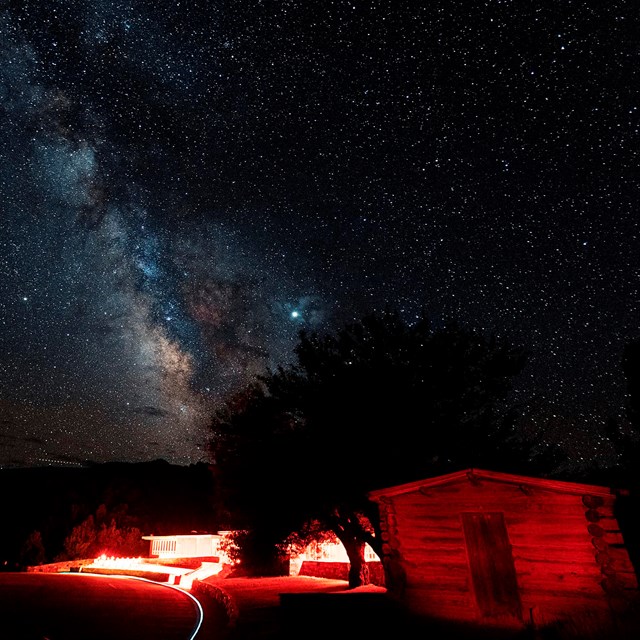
<box><xmin>1</xmin><ymin>1</ymin><xmax>638</xmax><ymax>469</ymax></box>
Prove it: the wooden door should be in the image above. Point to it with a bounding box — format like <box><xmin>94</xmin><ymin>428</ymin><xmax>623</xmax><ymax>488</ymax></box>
<box><xmin>461</xmin><ymin>512</ymin><xmax>522</xmax><ymax>620</ymax></box>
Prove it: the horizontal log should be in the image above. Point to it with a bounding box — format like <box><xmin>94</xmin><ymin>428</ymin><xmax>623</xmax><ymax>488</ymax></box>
<box><xmin>400</xmin><ymin>550</ymin><xmax>466</xmax><ymax>564</ymax></box>
<box><xmin>395</xmin><ymin>513</ymin><xmax>466</xmax><ymax>523</ymax></box>
<box><xmin>585</xmin><ymin>508</ymin><xmax>617</xmax><ymax>522</ymax></box>
<box><xmin>393</xmin><ymin>510</ymin><xmax>602</xmax><ymax>530</ymax></box>
<box><xmin>520</xmin><ymin>591</ymin><xmax>609</xmax><ymax>607</ymax></box>
<box><xmin>511</xmin><ymin>523</ymin><xmax>593</xmax><ymax>536</ymax></box>
<box><xmin>399</xmin><ymin>546</ymin><xmax>466</xmax><ymax>560</ymax></box>
<box><xmin>414</xmin><ymin>482</ymin><xmax>573</xmax><ymax>497</ymax></box>
<box><xmin>395</xmin><ymin>501</ymin><xmax>619</xmax><ymax>528</ymax></box>
<box><xmin>520</xmin><ymin>588</ymin><xmax>610</xmax><ymax>604</ymax></box>
<box><xmin>400</xmin><ymin>484</ymin><xmax>589</xmax><ymax>502</ymax></box>
<box><xmin>511</xmin><ymin>529</ymin><xmax>595</xmax><ymax>543</ymax></box>
<box><xmin>518</xmin><ymin>573</ymin><xmax>603</xmax><ymax>593</ymax></box>
<box><xmin>507</xmin><ymin>512</ymin><xmax>602</xmax><ymax>524</ymax></box>
<box><xmin>404</xmin><ymin>564</ymin><xmax>471</xmax><ymax>583</ymax></box>
<box><xmin>602</xmin><ymin>572</ymin><xmax>638</xmax><ymax>590</ymax></box>
<box><xmin>395</xmin><ymin>519</ymin><xmax>465</xmax><ymax>533</ymax></box>
<box><xmin>394</xmin><ymin>487</ymin><xmax>585</xmax><ymax>512</ymax></box>
<box><xmin>402</xmin><ymin>557</ymin><xmax>470</xmax><ymax>570</ymax></box>
<box><xmin>402</xmin><ymin>545</ymin><xmax>467</xmax><ymax>564</ymax></box>
<box><xmin>400</xmin><ymin>551</ymin><xmax>469</xmax><ymax>565</ymax></box>
<box><xmin>594</xmin><ymin>547</ymin><xmax>635</xmax><ymax>568</ymax></box>
<box><xmin>392</xmin><ymin>517</ymin><xmax>618</xmax><ymax>541</ymax></box>
<box><xmin>586</xmin><ymin>509</ymin><xmax>601</xmax><ymax>523</ymax></box>
<box><xmin>588</xmin><ymin>527</ymin><xmax>625</xmax><ymax>540</ymax></box>
<box><xmin>506</xmin><ymin>519</ymin><xmax>598</xmax><ymax>534</ymax></box>
<box><xmin>604</xmin><ymin>532</ymin><xmax>627</xmax><ymax>545</ymax></box>
<box><xmin>513</xmin><ymin>545</ymin><xmax>596</xmax><ymax>564</ymax></box>
<box><xmin>521</xmin><ymin>599</ymin><xmax>612</xmax><ymax>625</ymax></box>
<box><xmin>395</xmin><ymin>496</ymin><xmax>587</xmax><ymax>514</ymax></box>
<box><xmin>592</xmin><ymin>537</ymin><xmax>609</xmax><ymax>551</ymax></box>
<box><xmin>396</xmin><ymin>531</ymin><xmax>626</xmax><ymax>554</ymax></box>
<box><xmin>513</xmin><ymin>559</ymin><xmax>601</xmax><ymax>578</ymax></box>
<box><xmin>396</xmin><ymin>511</ymin><xmax>599</xmax><ymax>528</ymax></box>
<box><xmin>396</xmin><ymin>529</ymin><xmax>466</xmax><ymax>543</ymax></box>
<box><xmin>394</xmin><ymin>513</ymin><xmax>464</xmax><ymax>525</ymax></box>
<box><xmin>399</xmin><ymin>533</ymin><xmax>602</xmax><ymax>553</ymax></box>
<box><xmin>583</xmin><ymin>495</ymin><xmax>605</xmax><ymax>508</ymax></box>
<box><xmin>394</xmin><ymin>507</ymin><xmax>591</xmax><ymax>520</ymax></box>
<box><xmin>589</xmin><ymin>509</ymin><xmax>616</xmax><ymax>520</ymax></box>
<box><xmin>509</xmin><ymin>531</ymin><xmax>593</xmax><ymax>545</ymax></box>
<box><xmin>595</xmin><ymin>551</ymin><xmax>614</xmax><ymax>568</ymax></box>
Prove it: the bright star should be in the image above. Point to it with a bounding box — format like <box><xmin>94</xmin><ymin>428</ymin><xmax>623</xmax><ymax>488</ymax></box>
<box><xmin>291</xmin><ymin>311</ymin><xmax>300</xmax><ymax>319</ymax></box>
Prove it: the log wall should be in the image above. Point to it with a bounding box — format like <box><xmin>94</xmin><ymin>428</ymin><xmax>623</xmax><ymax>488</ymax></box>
<box><xmin>376</xmin><ymin>475</ymin><xmax>638</xmax><ymax>631</ymax></box>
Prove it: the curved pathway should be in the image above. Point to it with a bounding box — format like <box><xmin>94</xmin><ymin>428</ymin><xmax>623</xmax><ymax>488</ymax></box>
<box><xmin>0</xmin><ymin>572</ymin><xmax>215</xmax><ymax>639</ymax></box>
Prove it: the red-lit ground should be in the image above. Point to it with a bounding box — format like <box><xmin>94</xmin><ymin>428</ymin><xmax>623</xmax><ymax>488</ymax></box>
<box><xmin>0</xmin><ymin>572</ymin><xmax>217</xmax><ymax>639</ymax></box>
<box><xmin>11</xmin><ymin>568</ymin><xmax>639</xmax><ymax>640</ymax></box>
<box><xmin>199</xmin><ymin>574</ymin><xmax>640</xmax><ymax>640</ymax></box>
<box><xmin>200</xmin><ymin>575</ymin><xmax>381</xmax><ymax>639</ymax></box>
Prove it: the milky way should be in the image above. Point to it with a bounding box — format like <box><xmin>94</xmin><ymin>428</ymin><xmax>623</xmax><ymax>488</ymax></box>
<box><xmin>0</xmin><ymin>1</ymin><xmax>638</xmax><ymax>468</ymax></box>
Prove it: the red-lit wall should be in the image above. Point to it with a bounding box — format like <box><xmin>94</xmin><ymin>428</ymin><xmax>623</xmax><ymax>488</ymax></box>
<box><xmin>298</xmin><ymin>560</ymin><xmax>385</xmax><ymax>586</ymax></box>
<box><xmin>372</xmin><ymin>472</ymin><xmax>638</xmax><ymax>635</ymax></box>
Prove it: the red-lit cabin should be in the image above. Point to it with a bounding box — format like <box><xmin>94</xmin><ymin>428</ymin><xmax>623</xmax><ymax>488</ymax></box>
<box><xmin>368</xmin><ymin>468</ymin><xmax>639</xmax><ymax>635</ymax></box>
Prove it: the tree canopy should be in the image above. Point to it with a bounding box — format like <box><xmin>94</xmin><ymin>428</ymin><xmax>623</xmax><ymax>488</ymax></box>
<box><xmin>210</xmin><ymin>310</ymin><xmax>530</xmax><ymax>586</ymax></box>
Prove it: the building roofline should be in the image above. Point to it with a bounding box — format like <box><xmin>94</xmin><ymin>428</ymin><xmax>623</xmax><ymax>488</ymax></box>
<box><xmin>367</xmin><ymin>468</ymin><xmax>621</xmax><ymax>500</ymax></box>
<box><xmin>141</xmin><ymin>533</ymin><xmax>220</xmax><ymax>540</ymax></box>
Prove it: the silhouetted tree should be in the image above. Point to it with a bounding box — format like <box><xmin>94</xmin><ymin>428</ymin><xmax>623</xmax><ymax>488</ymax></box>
<box><xmin>0</xmin><ymin>460</ymin><xmax>217</xmax><ymax>569</ymax></box>
<box><xmin>210</xmin><ymin>310</ymin><xmax>530</xmax><ymax>587</ymax></box>
<box><xmin>18</xmin><ymin>530</ymin><xmax>46</xmax><ymax>568</ymax></box>
<box><xmin>57</xmin><ymin>504</ymin><xmax>145</xmax><ymax>560</ymax></box>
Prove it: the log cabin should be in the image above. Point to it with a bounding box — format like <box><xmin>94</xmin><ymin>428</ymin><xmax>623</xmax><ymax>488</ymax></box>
<box><xmin>368</xmin><ymin>468</ymin><xmax>639</xmax><ymax>635</ymax></box>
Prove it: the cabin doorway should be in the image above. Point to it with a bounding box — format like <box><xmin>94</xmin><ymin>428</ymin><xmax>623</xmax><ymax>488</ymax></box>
<box><xmin>461</xmin><ymin>512</ymin><xmax>522</xmax><ymax>621</ymax></box>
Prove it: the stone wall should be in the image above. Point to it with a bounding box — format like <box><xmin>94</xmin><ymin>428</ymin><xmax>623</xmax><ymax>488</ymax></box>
<box><xmin>298</xmin><ymin>560</ymin><xmax>385</xmax><ymax>586</ymax></box>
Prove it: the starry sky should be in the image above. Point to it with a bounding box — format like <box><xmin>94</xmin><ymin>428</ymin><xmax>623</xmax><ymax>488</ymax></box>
<box><xmin>0</xmin><ymin>1</ymin><xmax>638</xmax><ymax>469</ymax></box>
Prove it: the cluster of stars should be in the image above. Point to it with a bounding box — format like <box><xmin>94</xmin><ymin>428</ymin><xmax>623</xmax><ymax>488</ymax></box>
<box><xmin>0</xmin><ymin>1</ymin><xmax>638</xmax><ymax>469</ymax></box>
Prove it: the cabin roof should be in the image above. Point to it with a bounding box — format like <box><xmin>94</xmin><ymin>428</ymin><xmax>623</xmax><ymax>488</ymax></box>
<box><xmin>367</xmin><ymin>468</ymin><xmax>621</xmax><ymax>500</ymax></box>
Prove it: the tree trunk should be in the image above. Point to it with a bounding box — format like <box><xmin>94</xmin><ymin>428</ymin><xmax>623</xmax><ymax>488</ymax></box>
<box><xmin>341</xmin><ymin>537</ymin><xmax>370</xmax><ymax>588</ymax></box>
